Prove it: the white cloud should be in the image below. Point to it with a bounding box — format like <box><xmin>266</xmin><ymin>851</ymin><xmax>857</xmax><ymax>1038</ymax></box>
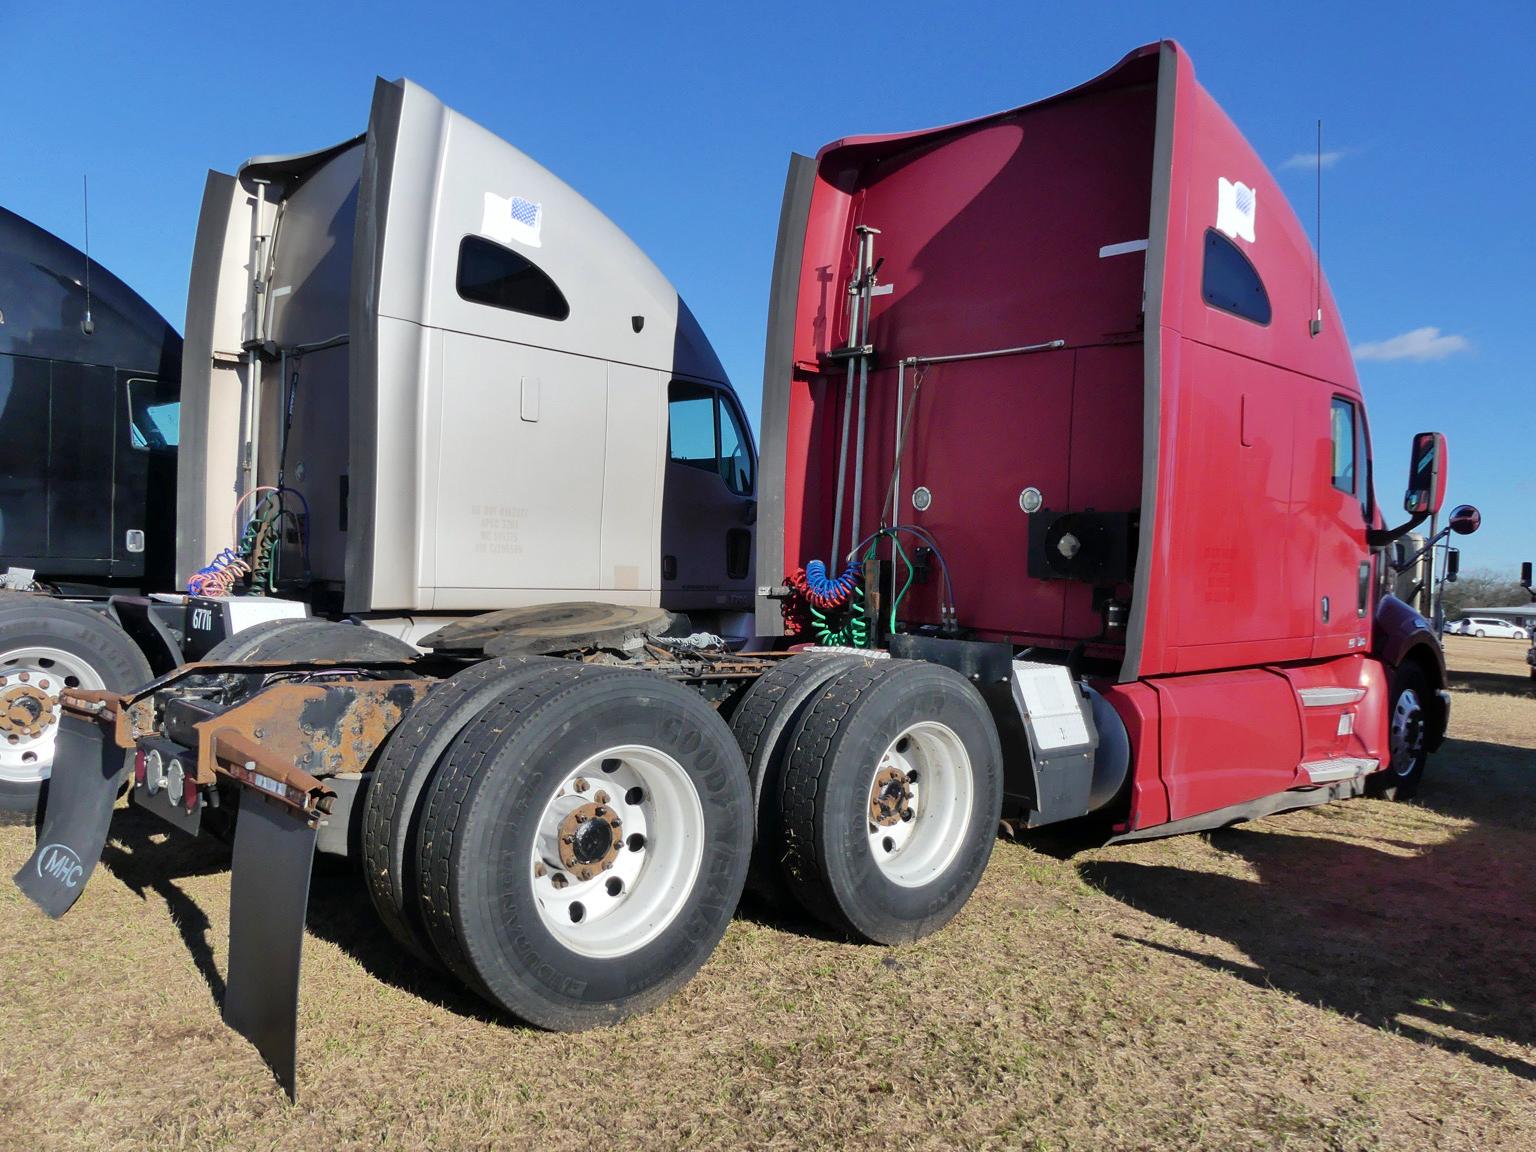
<box><xmin>1352</xmin><ymin>327</ymin><xmax>1471</xmax><ymax>362</ymax></box>
<box><xmin>1281</xmin><ymin>149</ymin><xmax>1347</xmax><ymax>170</ymax></box>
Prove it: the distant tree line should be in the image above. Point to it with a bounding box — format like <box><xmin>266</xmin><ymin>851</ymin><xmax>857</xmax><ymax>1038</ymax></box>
<box><xmin>1439</xmin><ymin>567</ymin><xmax>1533</xmax><ymax>620</ymax></box>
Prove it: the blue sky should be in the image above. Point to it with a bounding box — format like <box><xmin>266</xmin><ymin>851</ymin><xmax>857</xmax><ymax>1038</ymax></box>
<box><xmin>3</xmin><ymin>1</ymin><xmax>1531</xmax><ymax>572</ymax></box>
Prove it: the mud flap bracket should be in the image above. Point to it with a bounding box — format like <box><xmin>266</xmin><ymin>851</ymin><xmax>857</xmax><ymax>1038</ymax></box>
<box><xmin>222</xmin><ymin>792</ymin><xmax>319</xmax><ymax>1102</ymax></box>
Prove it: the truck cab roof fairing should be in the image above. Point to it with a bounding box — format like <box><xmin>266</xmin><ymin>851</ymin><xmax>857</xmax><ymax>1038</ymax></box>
<box><xmin>0</xmin><ymin>206</ymin><xmax>180</xmax><ymax>371</ymax></box>
<box><xmin>758</xmin><ymin>42</ymin><xmax>1356</xmax><ymax>680</ymax></box>
<box><xmin>178</xmin><ymin>77</ymin><xmax>739</xmax><ymax>613</ymax></box>
<box><xmin>349</xmin><ymin>77</ymin><xmax>734</xmax><ymax>613</ymax></box>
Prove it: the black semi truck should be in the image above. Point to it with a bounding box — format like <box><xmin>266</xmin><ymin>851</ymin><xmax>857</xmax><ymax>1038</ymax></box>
<box><xmin>0</xmin><ymin>205</ymin><xmax>181</xmax><ymax>816</ymax></box>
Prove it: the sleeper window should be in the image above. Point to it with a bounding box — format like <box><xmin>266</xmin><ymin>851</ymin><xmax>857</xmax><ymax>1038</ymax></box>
<box><xmin>456</xmin><ymin>235</ymin><xmax>570</xmax><ymax>321</ymax></box>
<box><xmin>1202</xmin><ymin>228</ymin><xmax>1272</xmax><ymax>325</ymax></box>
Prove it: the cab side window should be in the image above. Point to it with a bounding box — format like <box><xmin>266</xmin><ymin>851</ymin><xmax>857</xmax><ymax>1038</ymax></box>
<box><xmin>1330</xmin><ymin>397</ymin><xmax>1373</xmax><ymax>519</ymax></box>
<box><xmin>1329</xmin><ymin>397</ymin><xmax>1356</xmax><ymax>495</ymax></box>
<box><xmin>1328</xmin><ymin>395</ymin><xmax>1373</xmax><ymax>519</ymax></box>
<box><xmin>126</xmin><ymin>377</ymin><xmax>180</xmax><ymax>452</ymax></box>
<box><xmin>667</xmin><ymin>383</ymin><xmax>718</xmax><ymax>472</ymax></box>
<box><xmin>717</xmin><ymin>396</ymin><xmax>753</xmax><ymax>496</ymax></box>
<box><xmin>667</xmin><ymin>382</ymin><xmax>754</xmax><ymax>496</ymax></box>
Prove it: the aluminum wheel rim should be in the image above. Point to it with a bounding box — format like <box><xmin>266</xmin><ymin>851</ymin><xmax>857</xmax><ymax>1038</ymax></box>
<box><xmin>0</xmin><ymin>646</ymin><xmax>105</xmax><ymax>786</ymax></box>
<box><xmin>865</xmin><ymin>721</ymin><xmax>973</xmax><ymax>888</ymax></box>
<box><xmin>530</xmin><ymin>744</ymin><xmax>704</xmax><ymax>959</ymax></box>
<box><xmin>1389</xmin><ymin>688</ymin><xmax>1425</xmax><ymax>777</ymax></box>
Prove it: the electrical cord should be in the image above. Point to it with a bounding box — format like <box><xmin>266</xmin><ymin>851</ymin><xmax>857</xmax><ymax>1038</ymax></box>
<box><xmin>847</xmin><ymin>524</ymin><xmax>956</xmax><ymax>627</ymax></box>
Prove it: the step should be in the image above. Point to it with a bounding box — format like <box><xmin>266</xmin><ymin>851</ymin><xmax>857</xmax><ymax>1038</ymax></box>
<box><xmin>1301</xmin><ymin>756</ymin><xmax>1379</xmax><ymax>784</ymax></box>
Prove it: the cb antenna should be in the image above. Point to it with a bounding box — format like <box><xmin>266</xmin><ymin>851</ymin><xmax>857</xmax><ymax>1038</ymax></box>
<box><xmin>1309</xmin><ymin>119</ymin><xmax>1323</xmax><ymax>337</ymax></box>
<box><xmin>81</xmin><ymin>174</ymin><xmax>95</xmax><ymax>337</ymax></box>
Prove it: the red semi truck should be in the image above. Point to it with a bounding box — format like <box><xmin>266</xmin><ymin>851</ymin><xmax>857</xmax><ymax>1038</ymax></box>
<box><xmin>14</xmin><ymin>41</ymin><xmax>1478</xmax><ymax>1095</ymax></box>
<box><xmin>755</xmin><ymin>39</ymin><xmax>1478</xmax><ymax>837</ymax></box>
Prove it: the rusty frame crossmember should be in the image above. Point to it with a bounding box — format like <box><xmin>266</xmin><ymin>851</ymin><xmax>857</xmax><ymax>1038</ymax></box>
<box><xmin>59</xmin><ymin>658</ymin><xmax>429</xmax><ymax>822</ymax></box>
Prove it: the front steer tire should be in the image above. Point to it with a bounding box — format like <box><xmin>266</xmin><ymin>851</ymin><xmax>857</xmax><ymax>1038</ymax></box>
<box><xmin>1366</xmin><ymin>663</ymin><xmax>1430</xmax><ymax>801</ymax></box>
<box><xmin>415</xmin><ymin>667</ymin><xmax>753</xmax><ymax>1030</ymax></box>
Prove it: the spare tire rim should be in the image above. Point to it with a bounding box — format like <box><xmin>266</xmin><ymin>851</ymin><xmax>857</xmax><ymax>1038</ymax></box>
<box><xmin>866</xmin><ymin>721</ymin><xmax>974</xmax><ymax>888</ymax></box>
<box><xmin>0</xmin><ymin>646</ymin><xmax>106</xmax><ymax>786</ymax></box>
<box><xmin>530</xmin><ymin>744</ymin><xmax>704</xmax><ymax>959</ymax></box>
<box><xmin>1389</xmin><ymin>688</ymin><xmax>1425</xmax><ymax>777</ymax></box>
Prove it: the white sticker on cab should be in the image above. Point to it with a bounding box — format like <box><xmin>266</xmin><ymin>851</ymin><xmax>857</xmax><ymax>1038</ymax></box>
<box><xmin>482</xmin><ymin>191</ymin><xmax>543</xmax><ymax>249</ymax></box>
<box><xmin>1216</xmin><ymin>177</ymin><xmax>1257</xmax><ymax>243</ymax></box>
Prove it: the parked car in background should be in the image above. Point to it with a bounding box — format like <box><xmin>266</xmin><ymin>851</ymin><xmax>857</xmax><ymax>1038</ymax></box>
<box><xmin>1446</xmin><ymin>616</ymin><xmax>1530</xmax><ymax>639</ymax></box>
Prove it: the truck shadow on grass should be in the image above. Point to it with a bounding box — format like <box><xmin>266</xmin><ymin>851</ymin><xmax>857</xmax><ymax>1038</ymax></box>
<box><xmin>94</xmin><ymin>804</ymin><xmax>508</xmax><ymax>1025</ymax></box>
<box><xmin>1079</xmin><ymin>736</ymin><xmax>1536</xmax><ymax>1081</ymax></box>
<box><xmin>98</xmin><ymin>805</ymin><xmax>236</xmax><ymax>1005</ymax></box>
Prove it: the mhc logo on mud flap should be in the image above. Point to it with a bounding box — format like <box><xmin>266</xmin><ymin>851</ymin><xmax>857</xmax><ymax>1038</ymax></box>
<box><xmin>35</xmin><ymin>843</ymin><xmax>84</xmax><ymax>888</ymax></box>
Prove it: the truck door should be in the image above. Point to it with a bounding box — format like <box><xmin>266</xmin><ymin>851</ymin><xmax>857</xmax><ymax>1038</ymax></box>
<box><xmin>660</xmin><ymin>381</ymin><xmax>755</xmax><ymax>614</ymax></box>
<box><xmin>119</xmin><ymin>374</ymin><xmax>180</xmax><ymax>584</ymax></box>
<box><xmin>1313</xmin><ymin>394</ymin><xmax>1373</xmax><ymax>658</ymax></box>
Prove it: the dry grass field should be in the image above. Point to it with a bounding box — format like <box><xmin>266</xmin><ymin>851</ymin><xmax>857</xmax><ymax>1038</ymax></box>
<box><xmin>2</xmin><ymin>637</ymin><xmax>1532</xmax><ymax>1150</ymax></box>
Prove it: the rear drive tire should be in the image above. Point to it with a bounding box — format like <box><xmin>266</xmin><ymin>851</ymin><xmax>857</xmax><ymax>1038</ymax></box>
<box><xmin>1366</xmin><ymin>664</ymin><xmax>1430</xmax><ymax>801</ymax></box>
<box><xmin>416</xmin><ymin>667</ymin><xmax>752</xmax><ymax>1029</ymax></box>
<box><xmin>727</xmin><ymin>652</ymin><xmax>871</xmax><ymax>905</ymax></box>
<box><xmin>361</xmin><ymin>655</ymin><xmax>565</xmax><ymax>962</ymax></box>
<box><xmin>0</xmin><ymin>597</ymin><xmax>152</xmax><ymax>822</ymax></box>
<box><xmin>776</xmin><ymin>660</ymin><xmax>1003</xmax><ymax>944</ymax></box>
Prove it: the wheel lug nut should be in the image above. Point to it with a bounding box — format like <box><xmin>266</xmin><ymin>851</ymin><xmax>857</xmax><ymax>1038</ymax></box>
<box><xmin>534</xmin><ymin>862</ymin><xmax>547</xmax><ymax>878</ymax></box>
<box><xmin>18</xmin><ymin>673</ymin><xmax>29</xmax><ymax>682</ymax></box>
<box><xmin>594</xmin><ymin>806</ymin><xmax>607</xmax><ymax>817</ymax></box>
<box><xmin>551</xmin><ymin>873</ymin><xmax>568</xmax><ymax>889</ymax></box>
<box><xmin>593</xmin><ymin>790</ymin><xmax>609</xmax><ymax>805</ymax></box>
<box><xmin>573</xmin><ymin>777</ymin><xmax>589</xmax><ymax>792</ymax></box>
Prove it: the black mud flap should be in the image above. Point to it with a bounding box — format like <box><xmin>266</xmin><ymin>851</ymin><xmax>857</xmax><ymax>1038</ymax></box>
<box><xmin>13</xmin><ymin>715</ymin><xmax>126</xmax><ymax>918</ymax></box>
<box><xmin>223</xmin><ymin>795</ymin><xmax>319</xmax><ymax>1102</ymax></box>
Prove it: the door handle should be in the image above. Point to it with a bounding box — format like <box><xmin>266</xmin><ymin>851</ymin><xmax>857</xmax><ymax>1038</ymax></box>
<box><xmin>1357</xmin><ymin>562</ymin><xmax>1370</xmax><ymax>618</ymax></box>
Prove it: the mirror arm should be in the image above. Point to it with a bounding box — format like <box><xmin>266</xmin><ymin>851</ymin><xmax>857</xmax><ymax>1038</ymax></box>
<box><xmin>1369</xmin><ymin>510</ymin><xmax>1431</xmax><ymax>556</ymax></box>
